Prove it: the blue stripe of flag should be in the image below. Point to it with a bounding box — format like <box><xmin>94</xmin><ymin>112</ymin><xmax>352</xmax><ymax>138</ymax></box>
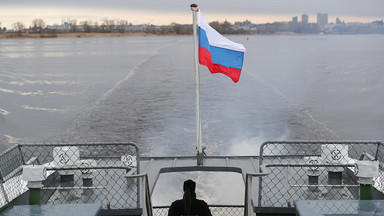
<box><xmin>198</xmin><ymin>27</ymin><xmax>244</xmax><ymax>70</ymax></box>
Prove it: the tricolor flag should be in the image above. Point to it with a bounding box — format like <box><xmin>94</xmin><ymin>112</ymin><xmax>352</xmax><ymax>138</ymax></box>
<box><xmin>198</xmin><ymin>11</ymin><xmax>246</xmax><ymax>83</ymax></box>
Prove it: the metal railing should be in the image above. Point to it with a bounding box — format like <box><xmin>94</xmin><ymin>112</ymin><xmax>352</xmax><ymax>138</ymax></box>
<box><xmin>0</xmin><ymin>145</ymin><xmax>29</xmax><ymax>208</ymax></box>
<box><xmin>375</xmin><ymin>142</ymin><xmax>384</xmax><ymax>192</ymax></box>
<box><xmin>126</xmin><ymin>174</ymin><xmax>153</xmax><ymax>216</ymax></box>
<box><xmin>152</xmin><ymin>165</ymin><xmax>252</xmax><ymax>216</ymax></box>
<box><xmin>0</xmin><ymin>142</ymin><xmax>140</xmax><ymax>211</ymax></box>
<box><xmin>245</xmin><ymin>165</ymin><xmax>269</xmax><ymax>216</ymax></box>
<box><xmin>258</xmin><ymin>141</ymin><xmax>384</xmax><ymax>208</ymax></box>
<box><xmin>2</xmin><ymin>141</ymin><xmax>383</xmax><ymax>215</ymax></box>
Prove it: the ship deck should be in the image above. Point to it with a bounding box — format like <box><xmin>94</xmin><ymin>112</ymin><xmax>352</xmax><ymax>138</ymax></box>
<box><xmin>0</xmin><ymin>141</ymin><xmax>383</xmax><ymax>216</ymax></box>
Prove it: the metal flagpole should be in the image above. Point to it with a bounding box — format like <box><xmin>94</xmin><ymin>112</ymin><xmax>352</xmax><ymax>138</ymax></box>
<box><xmin>191</xmin><ymin>4</ymin><xmax>203</xmax><ymax>166</ymax></box>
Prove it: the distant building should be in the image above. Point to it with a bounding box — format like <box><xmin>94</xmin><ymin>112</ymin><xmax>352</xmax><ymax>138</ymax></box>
<box><xmin>47</xmin><ymin>22</ymin><xmax>71</xmax><ymax>32</ymax></box>
<box><xmin>234</xmin><ymin>20</ymin><xmax>252</xmax><ymax>29</ymax></box>
<box><xmin>292</xmin><ymin>16</ymin><xmax>298</xmax><ymax>23</ymax></box>
<box><xmin>336</xmin><ymin>17</ymin><xmax>343</xmax><ymax>24</ymax></box>
<box><xmin>317</xmin><ymin>13</ymin><xmax>328</xmax><ymax>26</ymax></box>
<box><xmin>301</xmin><ymin>14</ymin><xmax>308</xmax><ymax>24</ymax></box>
<box><xmin>372</xmin><ymin>20</ymin><xmax>384</xmax><ymax>26</ymax></box>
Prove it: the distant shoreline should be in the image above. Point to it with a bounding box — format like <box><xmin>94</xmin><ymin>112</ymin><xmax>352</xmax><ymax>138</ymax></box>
<box><xmin>0</xmin><ymin>32</ymin><xmax>189</xmax><ymax>39</ymax></box>
<box><xmin>1</xmin><ymin>31</ymin><xmax>382</xmax><ymax>40</ymax></box>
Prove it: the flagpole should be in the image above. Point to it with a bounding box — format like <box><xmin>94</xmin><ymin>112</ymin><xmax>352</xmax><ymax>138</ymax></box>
<box><xmin>191</xmin><ymin>4</ymin><xmax>203</xmax><ymax>166</ymax></box>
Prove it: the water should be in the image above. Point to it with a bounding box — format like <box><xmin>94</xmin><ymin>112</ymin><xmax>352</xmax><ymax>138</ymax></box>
<box><xmin>1</xmin><ymin>35</ymin><xmax>384</xmax><ymax>155</ymax></box>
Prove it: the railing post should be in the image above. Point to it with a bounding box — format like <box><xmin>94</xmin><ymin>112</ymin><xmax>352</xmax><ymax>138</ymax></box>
<box><xmin>258</xmin><ymin>142</ymin><xmax>267</xmax><ymax>207</ymax></box>
<box><xmin>126</xmin><ymin>174</ymin><xmax>152</xmax><ymax>216</ymax></box>
<box><xmin>360</xmin><ymin>184</ymin><xmax>373</xmax><ymax>200</ymax></box>
<box><xmin>140</xmin><ymin>176</ymin><xmax>147</xmax><ymax>216</ymax></box>
<box><xmin>29</xmin><ymin>188</ymin><xmax>41</xmax><ymax>205</ymax></box>
<box><xmin>354</xmin><ymin>160</ymin><xmax>379</xmax><ymax>200</ymax></box>
<box><xmin>245</xmin><ymin>174</ymin><xmax>253</xmax><ymax>216</ymax></box>
<box><xmin>22</xmin><ymin>165</ymin><xmax>47</xmax><ymax>205</ymax></box>
<box><xmin>244</xmin><ymin>167</ymin><xmax>269</xmax><ymax>216</ymax></box>
<box><xmin>17</xmin><ymin>144</ymin><xmax>25</xmax><ymax>165</ymax></box>
<box><xmin>286</xmin><ymin>166</ymin><xmax>292</xmax><ymax>207</ymax></box>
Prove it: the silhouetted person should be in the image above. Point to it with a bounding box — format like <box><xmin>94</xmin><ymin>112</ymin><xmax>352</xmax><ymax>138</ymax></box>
<box><xmin>168</xmin><ymin>179</ymin><xmax>212</xmax><ymax>216</ymax></box>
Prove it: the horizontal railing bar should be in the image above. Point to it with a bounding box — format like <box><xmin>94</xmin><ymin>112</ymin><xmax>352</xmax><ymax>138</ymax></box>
<box><xmin>249</xmin><ymin>165</ymin><xmax>270</xmax><ymax>177</ymax></box>
<box><xmin>0</xmin><ymin>144</ymin><xmax>19</xmax><ymax>158</ymax></box>
<box><xmin>80</xmin><ymin>156</ymin><xmax>125</xmax><ymax>159</ymax></box>
<box><xmin>3</xmin><ymin>164</ymin><xmax>135</xmax><ymax>182</ymax></box>
<box><xmin>141</xmin><ymin>155</ymin><xmax>260</xmax><ymax>160</ymax></box>
<box><xmin>2</xmin><ymin>167</ymin><xmax>22</xmax><ymax>182</ymax></box>
<box><xmin>261</xmin><ymin>140</ymin><xmax>382</xmax><ymax>145</ymax></box>
<box><xmin>46</xmin><ymin>166</ymin><xmax>132</xmax><ymax>170</ymax></box>
<box><xmin>43</xmin><ymin>186</ymin><xmax>106</xmax><ymax>190</ymax></box>
<box><xmin>159</xmin><ymin>166</ymin><xmax>243</xmax><ymax>174</ymax></box>
<box><xmin>266</xmin><ymin>163</ymin><xmax>355</xmax><ymax>168</ymax></box>
<box><xmin>290</xmin><ymin>184</ymin><xmax>359</xmax><ymax>187</ymax></box>
<box><xmin>18</xmin><ymin>142</ymin><xmax>139</xmax><ymax>147</ymax></box>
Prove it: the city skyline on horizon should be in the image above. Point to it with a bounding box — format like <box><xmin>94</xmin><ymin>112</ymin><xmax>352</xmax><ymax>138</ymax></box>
<box><xmin>1</xmin><ymin>13</ymin><xmax>381</xmax><ymax>30</ymax></box>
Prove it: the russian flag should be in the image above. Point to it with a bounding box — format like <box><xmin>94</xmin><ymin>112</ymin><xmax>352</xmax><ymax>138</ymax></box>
<box><xmin>198</xmin><ymin>11</ymin><xmax>246</xmax><ymax>83</ymax></box>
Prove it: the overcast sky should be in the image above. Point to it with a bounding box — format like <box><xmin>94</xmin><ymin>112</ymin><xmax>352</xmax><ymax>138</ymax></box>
<box><xmin>1</xmin><ymin>0</ymin><xmax>383</xmax><ymax>28</ymax></box>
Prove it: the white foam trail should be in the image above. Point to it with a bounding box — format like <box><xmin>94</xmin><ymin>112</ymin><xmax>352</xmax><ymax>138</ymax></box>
<box><xmin>0</xmin><ymin>72</ymin><xmax>67</xmax><ymax>79</ymax></box>
<box><xmin>246</xmin><ymin>71</ymin><xmax>338</xmax><ymax>138</ymax></box>
<box><xmin>301</xmin><ymin>107</ymin><xmax>339</xmax><ymax>138</ymax></box>
<box><xmin>227</xmin><ymin>131</ymin><xmax>289</xmax><ymax>156</ymax></box>
<box><xmin>0</xmin><ymin>108</ymin><xmax>10</xmax><ymax>116</ymax></box>
<box><xmin>0</xmin><ymin>87</ymin><xmax>77</xmax><ymax>97</ymax></box>
<box><xmin>0</xmin><ymin>80</ymin><xmax>25</xmax><ymax>86</ymax></box>
<box><xmin>0</xmin><ymin>87</ymin><xmax>44</xmax><ymax>96</ymax></box>
<box><xmin>96</xmin><ymin>44</ymin><xmax>172</xmax><ymax>104</ymax></box>
<box><xmin>247</xmin><ymin>72</ymin><xmax>295</xmax><ymax>107</ymax></box>
<box><xmin>0</xmin><ymin>79</ymin><xmax>79</xmax><ymax>86</ymax></box>
<box><xmin>2</xmin><ymin>134</ymin><xmax>21</xmax><ymax>143</ymax></box>
<box><xmin>22</xmin><ymin>105</ymin><xmax>66</xmax><ymax>113</ymax></box>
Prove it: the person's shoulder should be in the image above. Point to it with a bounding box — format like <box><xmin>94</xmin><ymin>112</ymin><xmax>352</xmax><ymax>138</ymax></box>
<box><xmin>194</xmin><ymin>199</ymin><xmax>212</xmax><ymax>216</ymax></box>
<box><xmin>169</xmin><ymin>199</ymin><xmax>184</xmax><ymax>216</ymax></box>
<box><xmin>171</xmin><ymin>199</ymin><xmax>183</xmax><ymax>206</ymax></box>
<box><xmin>195</xmin><ymin>199</ymin><xmax>209</xmax><ymax>206</ymax></box>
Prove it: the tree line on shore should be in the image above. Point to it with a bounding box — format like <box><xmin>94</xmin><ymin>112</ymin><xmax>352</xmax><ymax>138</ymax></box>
<box><xmin>0</xmin><ymin>18</ymin><xmax>248</xmax><ymax>35</ymax></box>
<box><xmin>1</xmin><ymin>17</ymin><xmax>383</xmax><ymax>37</ymax></box>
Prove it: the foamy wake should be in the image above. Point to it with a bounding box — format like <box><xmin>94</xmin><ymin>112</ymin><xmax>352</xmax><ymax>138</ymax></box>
<box><xmin>97</xmin><ymin>44</ymin><xmax>172</xmax><ymax>104</ymax></box>
<box><xmin>0</xmin><ymin>87</ymin><xmax>77</xmax><ymax>97</ymax></box>
<box><xmin>0</xmin><ymin>108</ymin><xmax>10</xmax><ymax>116</ymax></box>
<box><xmin>0</xmin><ymin>134</ymin><xmax>21</xmax><ymax>143</ymax></box>
<box><xmin>247</xmin><ymin>72</ymin><xmax>338</xmax><ymax>138</ymax></box>
<box><xmin>227</xmin><ymin>131</ymin><xmax>289</xmax><ymax>156</ymax></box>
<box><xmin>22</xmin><ymin>105</ymin><xmax>66</xmax><ymax>113</ymax></box>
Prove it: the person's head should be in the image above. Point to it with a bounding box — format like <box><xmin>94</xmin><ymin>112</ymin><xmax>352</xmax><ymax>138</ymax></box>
<box><xmin>183</xmin><ymin>179</ymin><xmax>196</xmax><ymax>199</ymax></box>
<box><xmin>183</xmin><ymin>179</ymin><xmax>196</xmax><ymax>192</ymax></box>
<box><xmin>183</xmin><ymin>179</ymin><xmax>196</xmax><ymax>214</ymax></box>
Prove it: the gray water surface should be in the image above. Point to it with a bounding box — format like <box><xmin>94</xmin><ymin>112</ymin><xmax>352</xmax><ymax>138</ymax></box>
<box><xmin>1</xmin><ymin>35</ymin><xmax>384</xmax><ymax>155</ymax></box>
